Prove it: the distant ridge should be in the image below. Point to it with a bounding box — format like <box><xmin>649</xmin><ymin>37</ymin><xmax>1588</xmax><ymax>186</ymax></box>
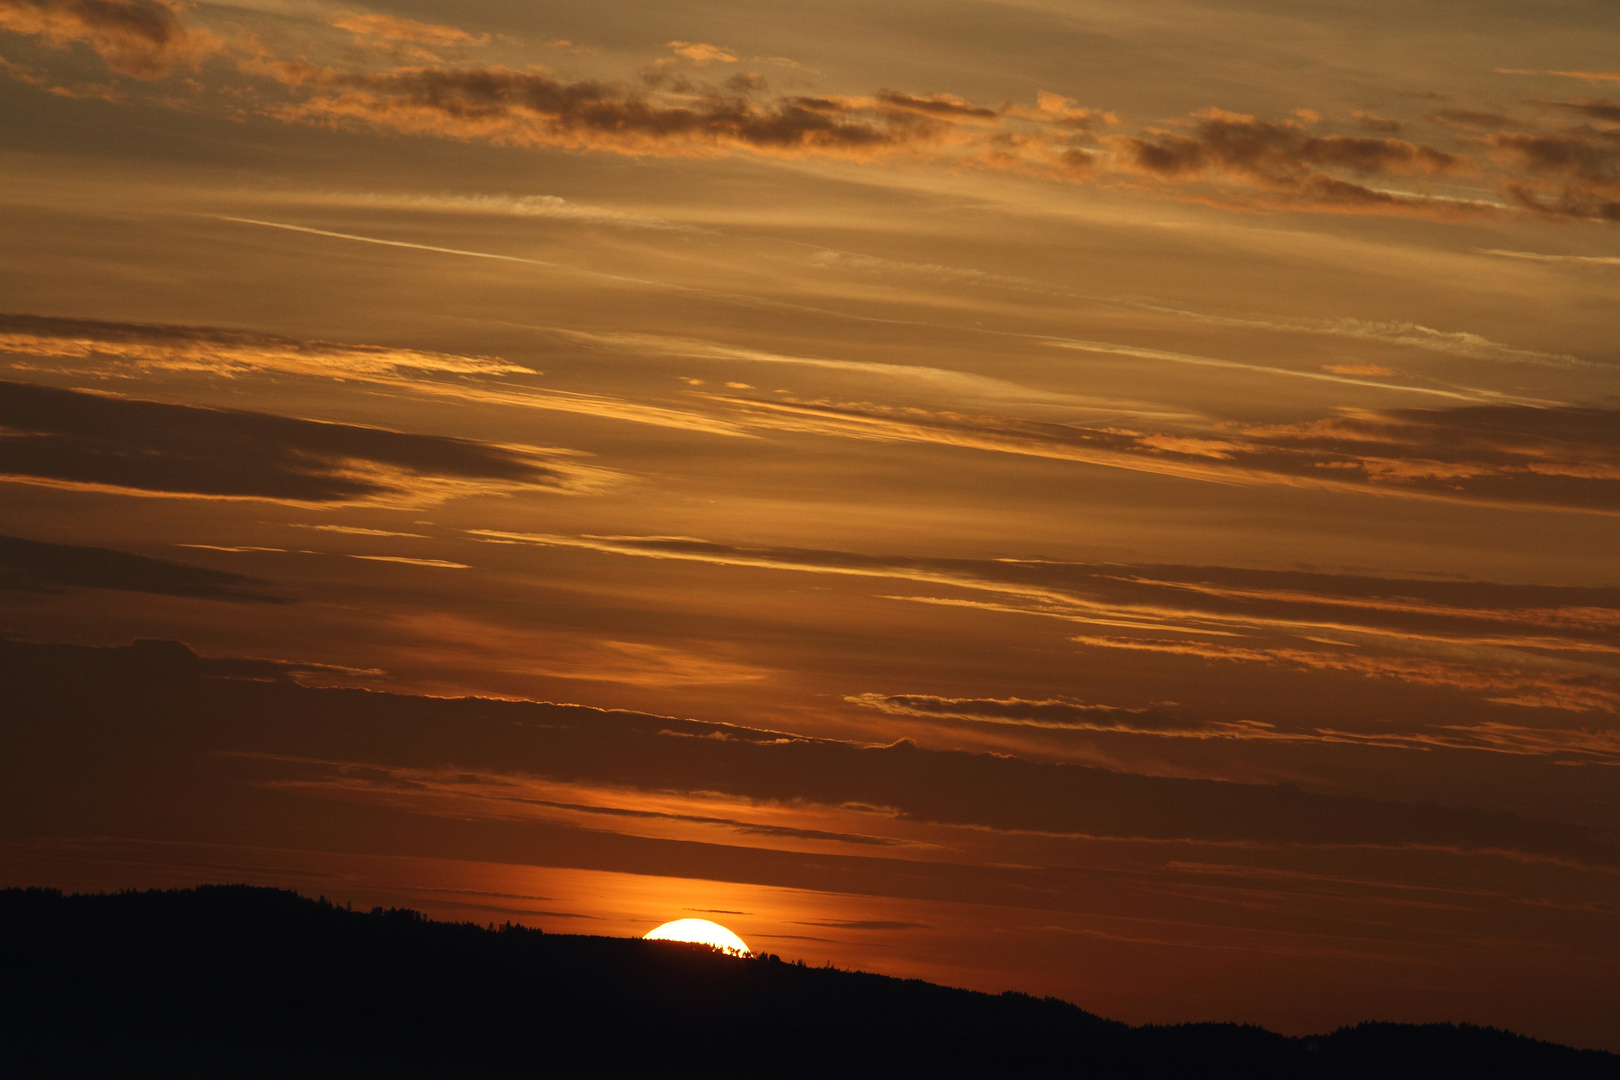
<box><xmin>0</xmin><ymin>886</ymin><xmax>1611</xmax><ymax>1079</ymax></box>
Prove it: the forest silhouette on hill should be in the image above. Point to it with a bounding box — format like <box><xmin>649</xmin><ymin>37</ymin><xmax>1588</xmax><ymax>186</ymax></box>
<box><xmin>0</xmin><ymin>886</ymin><xmax>1612</xmax><ymax>1079</ymax></box>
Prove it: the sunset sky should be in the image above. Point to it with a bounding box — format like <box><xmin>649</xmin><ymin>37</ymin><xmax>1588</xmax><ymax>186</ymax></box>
<box><xmin>2</xmin><ymin>0</ymin><xmax>1618</xmax><ymax>1052</ymax></box>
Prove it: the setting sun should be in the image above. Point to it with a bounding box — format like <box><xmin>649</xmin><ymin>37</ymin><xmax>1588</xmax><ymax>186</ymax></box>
<box><xmin>644</xmin><ymin>919</ymin><xmax>751</xmax><ymax>956</ymax></box>
<box><xmin>1</xmin><ymin>0</ymin><xmax>1617</xmax><ymax>1059</ymax></box>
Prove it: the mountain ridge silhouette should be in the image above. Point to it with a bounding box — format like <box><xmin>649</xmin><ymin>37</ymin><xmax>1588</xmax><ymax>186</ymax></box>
<box><xmin>1</xmin><ymin>885</ymin><xmax>1611</xmax><ymax>1078</ymax></box>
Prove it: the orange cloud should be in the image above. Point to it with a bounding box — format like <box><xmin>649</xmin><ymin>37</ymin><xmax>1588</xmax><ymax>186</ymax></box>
<box><xmin>332</xmin><ymin>13</ymin><xmax>482</xmax><ymax>47</ymax></box>
<box><xmin>708</xmin><ymin>392</ymin><xmax>1620</xmax><ymax>513</ymax></box>
<box><xmin>5</xmin><ymin>0</ymin><xmax>1615</xmax><ymax>228</ymax></box>
<box><xmin>0</xmin><ymin>311</ymin><xmax>745</xmax><ymax>438</ymax></box>
<box><xmin>1321</xmin><ymin>364</ymin><xmax>1396</xmax><ymax>377</ymax></box>
<box><xmin>0</xmin><ymin>0</ymin><xmax>215</xmax><ymax>79</ymax></box>
<box><xmin>1526</xmin><ymin>69</ymin><xmax>1620</xmax><ymax>86</ymax></box>
<box><xmin>469</xmin><ymin>531</ymin><xmax>1620</xmax><ymax>670</ymax></box>
<box><xmin>266</xmin><ymin>66</ymin><xmax>945</xmax><ymax>160</ymax></box>
<box><xmin>330</xmin><ymin>13</ymin><xmax>487</xmax><ymax>62</ymax></box>
<box><xmin>846</xmin><ymin>692</ymin><xmax>1620</xmax><ymax>760</ymax></box>
<box><xmin>666</xmin><ymin>40</ymin><xmax>736</xmax><ymax>65</ymax></box>
<box><xmin>1070</xmin><ymin>635</ymin><xmax>1620</xmax><ymax>716</ymax></box>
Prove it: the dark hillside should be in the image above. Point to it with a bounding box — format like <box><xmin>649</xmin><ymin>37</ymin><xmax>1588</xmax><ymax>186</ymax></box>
<box><xmin>0</xmin><ymin>887</ymin><xmax>1611</xmax><ymax>1079</ymax></box>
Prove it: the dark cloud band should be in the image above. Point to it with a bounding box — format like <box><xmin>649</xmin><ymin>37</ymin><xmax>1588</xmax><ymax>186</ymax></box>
<box><xmin>0</xmin><ymin>380</ymin><xmax>571</xmax><ymax>505</ymax></box>
<box><xmin>0</xmin><ymin>534</ymin><xmax>289</xmax><ymax>602</ymax></box>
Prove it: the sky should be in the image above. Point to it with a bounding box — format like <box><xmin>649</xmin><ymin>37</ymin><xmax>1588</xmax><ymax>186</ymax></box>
<box><xmin>2</xmin><ymin>0</ymin><xmax>1619</xmax><ymax>1051</ymax></box>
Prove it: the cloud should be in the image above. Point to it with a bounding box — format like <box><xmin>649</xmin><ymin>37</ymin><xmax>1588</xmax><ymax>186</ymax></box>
<box><xmin>1451</xmin><ymin>98</ymin><xmax>1619</xmax><ymax>222</ymax></box>
<box><xmin>221</xmin><ymin>22</ymin><xmax>1490</xmax><ymax>218</ymax></box>
<box><xmin>466</xmin><ymin>531</ymin><xmax>1620</xmax><ymax>642</ymax></box>
<box><xmin>848</xmin><ymin>693</ymin><xmax>1250</xmax><ymax>736</ymax></box>
<box><xmin>798</xmin><ymin>920</ymin><xmax>928</xmax><ymax>930</ymax></box>
<box><xmin>332</xmin><ymin>13</ymin><xmax>480</xmax><ymax>47</ymax></box>
<box><xmin>803</xmin><ymin>247</ymin><xmax>1069</xmax><ymax>296</ymax></box>
<box><xmin>875</xmin><ymin>90</ymin><xmax>999</xmax><ymax>122</ymax></box>
<box><xmin>1490</xmin><ymin>123</ymin><xmax>1620</xmax><ymax>222</ymax></box>
<box><xmin>1351</xmin><ymin>110</ymin><xmax>1401</xmax><ymax>133</ymax></box>
<box><xmin>0</xmin><ymin>0</ymin><xmax>214</xmax><ymax>79</ymax></box>
<box><xmin>0</xmin><ymin>379</ymin><xmax>596</xmax><ymax>506</ymax></box>
<box><xmin>1490</xmin><ymin>129</ymin><xmax>1620</xmax><ymax>187</ymax></box>
<box><xmin>470</xmin><ymin>530</ymin><xmax>1620</xmax><ymax>718</ymax></box>
<box><xmin>330</xmin><ymin>13</ymin><xmax>486</xmax><ymax>62</ymax></box>
<box><xmin>1067</xmin><ymin>636</ymin><xmax>1620</xmax><ymax>717</ymax></box>
<box><xmin>1321</xmin><ymin>364</ymin><xmax>1396</xmax><ymax>377</ymax></box>
<box><xmin>1544</xmin><ymin>99</ymin><xmax>1620</xmax><ymax>124</ymax></box>
<box><xmin>844</xmin><ymin>691</ymin><xmax>1620</xmax><ymax>757</ymax></box>
<box><xmin>4</xmin><ymin>636</ymin><xmax>373</xmax><ymax>682</ymax></box>
<box><xmin>1104</xmin><ymin>303</ymin><xmax>1583</xmax><ymax>369</ymax></box>
<box><xmin>1109</xmin><ymin>108</ymin><xmax>1477</xmax><ymax>214</ymax></box>
<box><xmin>292</xmin><ymin>524</ymin><xmax>427</xmax><ymax>539</ymax></box>
<box><xmin>277</xmin><ymin>761</ymin><xmax>907</xmax><ymax>848</ymax></box>
<box><xmin>0</xmin><ymin>311</ymin><xmax>742</xmax><ymax>439</ymax></box>
<box><xmin>1228</xmin><ymin>404</ymin><xmax>1620</xmax><ymax>511</ymax></box>
<box><xmin>7</xmin><ymin>2</ymin><xmax>1617</xmax><ymax>228</ymax></box>
<box><xmin>268</xmin><ymin>66</ymin><xmax>941</xmax><ymax>160</ymax></box>
<box><xmin>562</xmin><ymin>329</ymin><xmax>1136</xmax><ymax>411</ymax></box>
<box><xmin>347</xmin><ymin>555</ymin><xmax>469</xmax><ymax>569</ymax></box>
<box><xmin>705</xmin><ymin>393</ymin><xmax>1620</xmax><ymax>513</ymax></box>
<box><xmin>0</xmin><ymin>534</ymin><xmax>290</xmax><ymax>602</ymax></box>
<box><xmin>665</xmin><ymin>41</ymin><xmax>735</xmax><ymax>66</ymax></box>
<box><xmin>466</xmin><ymin>527</ymin><xmax>1620</xmax><ymax>637</ymax></box>
<box><xmin>1479</xmin><ymin>249</ymin><xmax>1620</xmax><ymax>267</ymax></box>
<box><xmin>8</xmin><ymin>636</ymin><xmax>1617</xmax><ymax>865</ymax></box>
<box><xmin>1502</xmin><ymin>69</ymin><xmax>1620</xmax><ymax>87</ymax></box>
<box><xmin>0</xmin><ymin>312</ymin><xmax>527</xmax><ymax>379</ymax></box>
<box><xmin>1429</xmin><ymin>109</ymin><xmax>1517</xmax><ymax>131</ymax></box>
<box><xmin>311</xmin><ymin>191</ymin><xmax>706</xmax><ymax>232</ymax></box>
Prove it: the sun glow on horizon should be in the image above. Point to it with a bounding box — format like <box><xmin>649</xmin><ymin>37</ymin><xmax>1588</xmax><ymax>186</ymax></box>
<box><xmin>644</xmin><ymin>918</ymin><xmax>751</xmax><ymax>956</ymax></box>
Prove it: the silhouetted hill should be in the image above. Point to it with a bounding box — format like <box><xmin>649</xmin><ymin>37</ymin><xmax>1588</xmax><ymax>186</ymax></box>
<box><xmin>0</xmin><ymin>887</ymin><xmax>1611</xmax><ymax>1079</ymax></box>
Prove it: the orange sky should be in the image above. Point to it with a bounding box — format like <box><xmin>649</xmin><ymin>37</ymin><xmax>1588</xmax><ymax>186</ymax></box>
<box><xmin>1</xmin><ymin>0</ymin><xmax>1617</xmax><ymax>1052</ymax></box>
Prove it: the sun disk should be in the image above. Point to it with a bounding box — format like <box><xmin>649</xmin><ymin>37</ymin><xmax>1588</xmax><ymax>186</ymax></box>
<box><xmin>644</xmin><ymin>918</ymin><xmax>751</xmax><ymax>956</ymax></box>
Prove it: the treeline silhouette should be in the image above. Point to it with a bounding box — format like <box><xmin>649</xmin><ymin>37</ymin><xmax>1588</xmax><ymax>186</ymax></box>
<box><xmin>0</xmin><ymin>887</ymin><xmax>1611</xmax><ymax>1078</ymax></box>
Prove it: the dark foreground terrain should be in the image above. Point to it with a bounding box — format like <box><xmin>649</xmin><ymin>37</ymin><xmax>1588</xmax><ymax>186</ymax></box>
<box><xmin>0</xmin><ymin>887</ymin><xmax>1612</xmax><ymax>1079</ymax></box>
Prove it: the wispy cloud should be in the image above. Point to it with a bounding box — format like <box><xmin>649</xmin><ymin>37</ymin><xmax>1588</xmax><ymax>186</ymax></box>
<box><xmin>303</xmin><ymin>191</ymin><xmax>706</xmax><ymax>232</ymax></box>
<box><xmin>702</xmin><ymin>392</ymin><xmax>1620</xmax><ymax>513</ymax></box>
<box><xmin>348</xmin><ymin>554</ymin><xmax>469</xmax><ymax>569</ymax></box>
<box><xmin>0</xmin><ymin>312</ymin><xmax>526</xmax><ymax>379</ymax></box>
<box><xmin>560</xmin><ymin>329</ymin><xmax>1165</xmax><ymax>415</ymax></box>
<box><xmin>0</xmin><ymin>312</ymin><xmax>749</xmax><ymax>438</ymax></box>
<box><xmin>468</xmin><ymin>531</ymin><xmax>1618</xmax><ymax>662</ymax></box>
<box><xmin>846</xmin><ymin>690</ymin><xmax>1584</xmax><ymax>751</ymax></box>
<box><xmin>848</xmin><ymin>692</ymin><xmax>1257</xmax><ymax>736</ymax></box>
<box><xmin>1479</xmin><ymin>249</ymin><xmax>1620</xmax><ymax>267</ymax></box>
<box><xmin>1068</xmin><ymin>635</ymin><xmax>1620</xmax><ymax>717</ymax></box>
<box><xmin>330</xmin><ymin>12</ymin><xmax>487</xmax><ymax>63</ymax></box>
<box><xmin>1040</xmin><ymin>336</ymin><xmax>1555</xmax><ymax>401</ymax></box>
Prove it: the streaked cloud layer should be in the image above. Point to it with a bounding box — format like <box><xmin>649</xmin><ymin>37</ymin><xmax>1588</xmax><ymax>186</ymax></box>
<box><xmin>4</xmin><ymin>0</ymin><xmax>1620</xmax><ymax>219</ymax></box>
<box><xmin>1</xmin><ymin>0</ymin><xmax>1617</xmax><ymax>1055</ymax></box>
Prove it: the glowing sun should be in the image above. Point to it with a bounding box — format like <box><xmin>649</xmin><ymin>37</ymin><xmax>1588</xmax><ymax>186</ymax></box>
<box><xmin>644</xmin><ymin>918</ymin><xmax>751</xmax><ymax>956</ymax></box>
